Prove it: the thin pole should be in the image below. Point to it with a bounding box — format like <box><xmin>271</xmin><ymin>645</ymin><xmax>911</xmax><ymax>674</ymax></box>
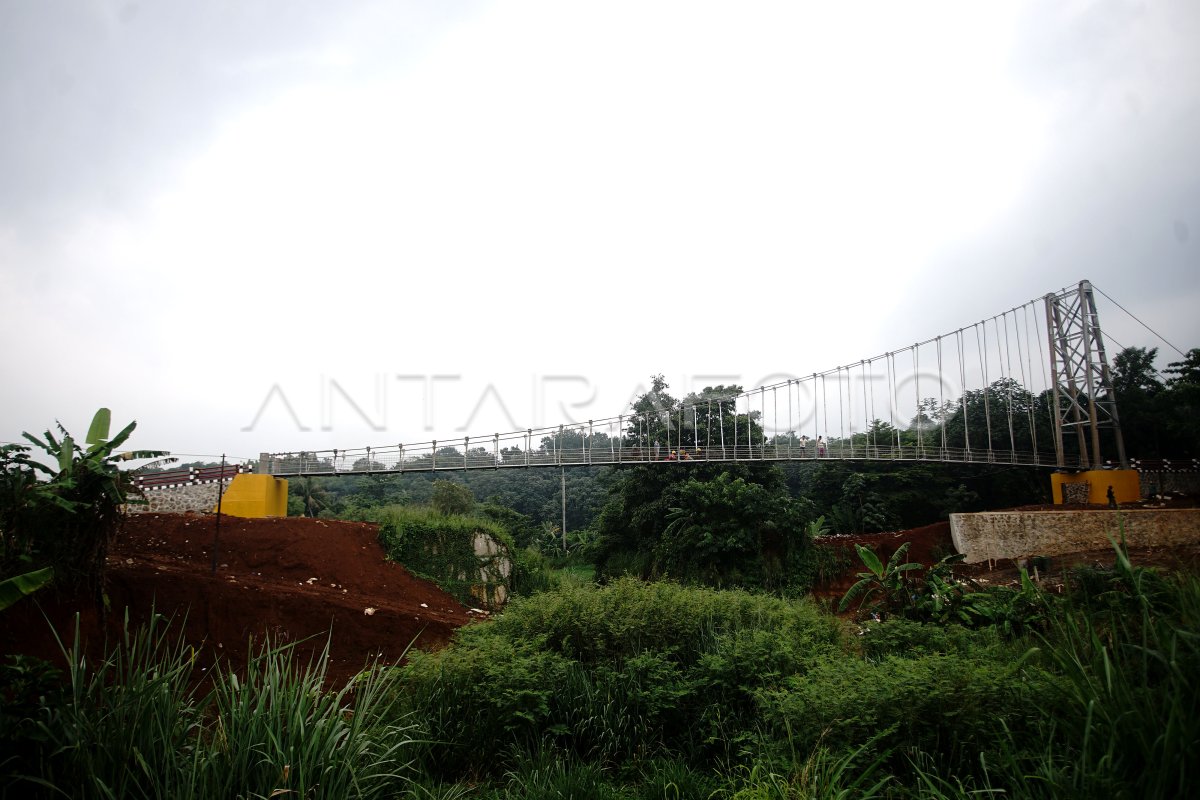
<box><xmin>560</xmin><ymin>466</ymin><xmax>567</xmax><ymax>552</ymax></box>
<box><xmin>937</xmin><ymin>336</ymin><xmax>947</xmax><ymax>453</ymax></box>
<box><xmin>837</xmin><ymin>366</ymin><xmax>845</xmax><ymax>457</ymax></box>
<box><xmin>772</xmin><ymin>387</ymin><xmax>778</xmax><ymax>458</ymax></box>
<box><xmin>821</xmin><ymin>374</ymin><xmax>828</xmax><ymax>449</ymax></box>
<box><xmin>997</xmin><ymin>316</ymin><xmax>1016</xmax><ymax>456</ymax></box>
<box><xmin>1014</xmin><ymin>306</ymin><xmax>1037</xmax><ymax>457</ymax></box>
<box><xmin>913</xmin><ymin>346</ymin><xmax>922</xmax><ymax>454</ymax></box>
<box><xmin>867</xmin><ymin>360</ymin><xmax>877</xmax><ymax>455</ymax></box>
<box><xmin>760</xmin><ymin>386</ymin><xmax>767</xmax><ymax>458</ymax></box>
<box><xmin>1032</xmin><ymin>303</ymin><xmax>1054</xmax><ymax>460</ymax></box>
<box><xmin>787</xmin><ymin>380</ymin><xmax>793</xmax><ymax>457</ymax></box>
<box><xmin>705</xmin><ymin>401</ymin><xmax>711</xmax><ymax>459</ymax></box>
<box><xmin>211</xmin><ymin>454</ymin><xmax>226</xmax><ymax>576</ymax></box>
<box><xmin>733</xmin><ymin>396</ymin><xmax>739</xmax><ymax>460</ymax></box>
<box><xmin>1079</xmin><ymin>282</ymin><xmax>1104</xmax><ymax>465</ymax></box>
<box><xmin>978</xmin><ymin>324</ymin><xmax>994</xmax><ymax>454</ymax></box>
<box><xmin>719</xmin><ymin>398</ymin><xmax>726</xmax><ymax>458</ymax></box>
<box><xmin>957</xmin><ymin>329</ymin><xmax>970</xmax><ymax>454</ymax></box>
<box><xmin>882</xmin><ymin>358</ymin><xmax>890</xmax><ymax>448</ymax></box>
<box><xmin>813</xmin><ymin>374</ymin><xmax>819</xmax><ymax>446</ymax></box>
<box><xmin>864</xmin><ymin>362</ymin><xmax>873</xmax><ymax>455</ymax></box>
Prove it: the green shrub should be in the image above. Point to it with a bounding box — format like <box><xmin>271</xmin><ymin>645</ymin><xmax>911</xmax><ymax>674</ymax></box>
<box><xmin>396</xmin><ymin>628</ymin><xmax>572</xmax><ymax>777</ymax></box>
<box><xmin>430</xmin><ymin>480</ymin><xmax>475</xmax><ymax>516</ymax></box>
<box><xmin>393</xmin><ymin>580</ymin><xmax>846</xmax><ymax>779</ymax></box>
<box><xmin>491</xmin><ymin>578</ymin><xmax>842</xmax><ymax>666</ymax></box>
<box><xmin>511</xmin><ymin>546</ymin><xmax>560</xmax><ymax>596</ymax></box>
<box><xmin>857</xmin><ymin>618</ymin><xmax>1007</xmax><ymax>661</ymax></box>
<box><xmin>756</xmin><ymin>651</ymin><xmax>1061</xmax><ymax>775</ymax></box>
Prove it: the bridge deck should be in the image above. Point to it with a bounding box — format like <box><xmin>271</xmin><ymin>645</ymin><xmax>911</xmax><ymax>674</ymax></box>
<box><xmin>264</xmin><ymin>444</ymin><xmax>1086</xmax><ymax>477</ymax></box>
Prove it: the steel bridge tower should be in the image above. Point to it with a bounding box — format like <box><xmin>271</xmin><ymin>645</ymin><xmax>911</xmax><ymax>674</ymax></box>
<box><xmin>1045</xmin><ymin>279</ymin><xmax>1127</xmax><ymax>469</ymax></box>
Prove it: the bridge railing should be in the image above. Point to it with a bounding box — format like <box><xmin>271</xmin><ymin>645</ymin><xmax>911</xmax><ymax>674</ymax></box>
<box><xmin>133</xmin><ymin>464</ymin><xmax>248</xmax><ymax>490</ymax></box>
<box><xmin>263</xmin><ymin>442</ymin><xmax>1077</xmax><ymax>476</ymax></box>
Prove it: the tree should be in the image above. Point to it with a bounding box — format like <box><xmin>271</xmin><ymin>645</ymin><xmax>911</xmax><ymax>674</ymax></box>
<box><xmin>592</xmin><ymin>378</ymin><xmax>815</xmax><ymax>589</ymax></box>
<box><xmin>656</xmin><ymin>472</ymin><xmax>810</xmax><ymax>588</ymax></box>
<box><xmin>1112</xmin><ymin>346</ymin><xmax>1163</xmax><ymax>396</ymax></box>
<box><xmin>1111</xmin><ymin>346</ymin><xmax>1164</xmax><ymax>457</ymax></box>
<box><xmin>831</xmin><ymin>472</ymin><xmax>897</xmax><ymax>533</ymax></box>
<box><xmin>1164</xmin><ymin>348</ymin><xmax>1200</xmax><ymax>387</ymax></box>
<box><xmin>1157</xmin><ymin>348</ymin><xmax>1200</xmax><ymax>456</ymax></box>
<box><xmin>293</xmin><ymin>477</ymin><xmax>331</xmax><ymax>518</ymax></box>
<box><xmin>431</xmin><ymin>480</ymin><xmax>474</xmax><ymax>516</ymax></box>
<box><xmin>938</xmin><ymin>378</ymin><xmax>1054</xmax><ymax>457</ymax></box>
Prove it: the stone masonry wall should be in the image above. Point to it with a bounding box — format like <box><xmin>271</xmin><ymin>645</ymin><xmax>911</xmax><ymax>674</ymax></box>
<box><xmin>127</xmin><ymin>483</ymin><xmax>222</xmax><ymax>514</ymax></box>
<box><xmin>1139</xmin><ymin>471</ymin><xmax>1200</xmax><ymax>498</ymax></box>
<box><xmin>950</xmin><ymin>509</ymin><xmax>1200</xmax><ymax>564</ymax></box>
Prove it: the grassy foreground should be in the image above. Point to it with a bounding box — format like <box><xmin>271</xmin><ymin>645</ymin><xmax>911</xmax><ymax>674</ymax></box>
<box><xmin>3</xmin><ymin>552</ymin><xmax>1198</xmax><ymax>799</ymax></box>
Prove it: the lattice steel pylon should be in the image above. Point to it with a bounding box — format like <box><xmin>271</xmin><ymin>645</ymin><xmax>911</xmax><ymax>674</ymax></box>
<box><xmin>1044</xmin><ymin>279</ymin><xmax>1127</xmax><ymax>469</ymax></box>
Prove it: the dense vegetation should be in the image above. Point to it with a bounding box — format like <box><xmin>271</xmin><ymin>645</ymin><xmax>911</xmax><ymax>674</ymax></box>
<box><xmin>4</xmin><ymin>547</ymin><xmax>1197</xmax><ymax>798</ymax></box>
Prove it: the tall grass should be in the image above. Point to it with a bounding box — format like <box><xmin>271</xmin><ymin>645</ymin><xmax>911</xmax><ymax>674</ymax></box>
<box><xmin>4</xmin><ymin>612</ymin><xmax>415</xmax><ymax>799</ymax></box>
<box><xmin>994</xmin><ymin>548</ymin><xmax>1200</xmax><ymax>798</ymax></box>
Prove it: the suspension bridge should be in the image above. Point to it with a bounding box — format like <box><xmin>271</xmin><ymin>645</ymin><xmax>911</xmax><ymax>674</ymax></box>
<box><xmin>261</xmin><ymin>280</ymin><xmax>1139</xmax><ymax>478</ymax></box>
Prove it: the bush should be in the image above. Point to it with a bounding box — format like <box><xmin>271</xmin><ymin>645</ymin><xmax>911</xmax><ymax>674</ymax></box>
<box><xmin>857</xmin><ymin>618</ymin><xmax>1007</xmax><ymax>661</ymax></box>
<box><xmin>756</xmin><ymin>651</ymin><xmax>1062</xmax><ymax>775</ymax></box>
<box><xmin>430</xmin><ymin>480</ymin><xmax>474</xmax><ymax>516</ymax></box>
<box><xmin>393</xmin><ymin>580</ymin><xmax>846</xmax><ymax>778</ymax></box>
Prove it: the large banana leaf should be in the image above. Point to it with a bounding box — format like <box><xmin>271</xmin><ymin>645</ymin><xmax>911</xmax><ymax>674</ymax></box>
<box><xmin>0</xmin><ymin>567</ymin><xmax>54</xmax><ymax>611</ymax></box>
<box><xmin>85</xmin><ymin>407</ymin><xmax>112</xmax><ymax>444</ymax></box>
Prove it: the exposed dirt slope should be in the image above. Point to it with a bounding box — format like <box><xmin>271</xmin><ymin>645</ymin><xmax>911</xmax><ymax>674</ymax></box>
<box><xmin>2</xmin><ymin>513</ymin><xmax>473</xmax><ymax>684</ymax></box>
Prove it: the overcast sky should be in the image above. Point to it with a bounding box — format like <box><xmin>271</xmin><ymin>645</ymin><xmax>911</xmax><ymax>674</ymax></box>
<box><xmin>2</xmin><ymin>0</ymin><xmax>1197</xmax><ymax>463</ymax></box>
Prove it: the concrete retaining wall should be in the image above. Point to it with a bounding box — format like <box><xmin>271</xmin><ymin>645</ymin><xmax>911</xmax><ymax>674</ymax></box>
<box><xmin>950</xmin><ymin>509</ymin><xmax>1200</xmax><ymax>564</ymax></box>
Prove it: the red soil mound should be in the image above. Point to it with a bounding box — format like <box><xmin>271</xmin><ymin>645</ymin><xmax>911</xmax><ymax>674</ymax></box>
<box><xmin>2</xmin><ymin>513</ymin><xmax>472</xmax><ymax>684</ymax></box>
<box><xmin>812</xmin><ymin>522</ymin><xmax>955</xmax><ymax>598</ymax></box>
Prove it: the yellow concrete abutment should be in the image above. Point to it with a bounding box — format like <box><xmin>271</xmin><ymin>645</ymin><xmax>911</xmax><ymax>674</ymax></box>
<box><xmin>1050</xmin><ymin>469</ymin><xmax>1140</xmax><ymax>505</ymax></box>
<box><xmin>212</xmin><ymin>474</ymin><xmax>288</xmax><ymax>518</ymax></box>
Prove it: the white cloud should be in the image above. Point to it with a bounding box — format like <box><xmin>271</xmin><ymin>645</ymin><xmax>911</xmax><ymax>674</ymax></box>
<box><xmin>1</xmin><ymin>1</ymin><xmax>1194</xmax><ymax>457</ymax></box>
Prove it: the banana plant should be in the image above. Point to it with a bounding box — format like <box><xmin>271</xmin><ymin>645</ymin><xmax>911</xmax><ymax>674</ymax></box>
<box><xmin>2</xmin><ymin>409</ymin><xmax>168</xmax><ymax>605</ymax></box>
<box><xmin>838</xmin><ymin>542</ymin><xmax>925</xmax><ymax>619</ymax></box>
